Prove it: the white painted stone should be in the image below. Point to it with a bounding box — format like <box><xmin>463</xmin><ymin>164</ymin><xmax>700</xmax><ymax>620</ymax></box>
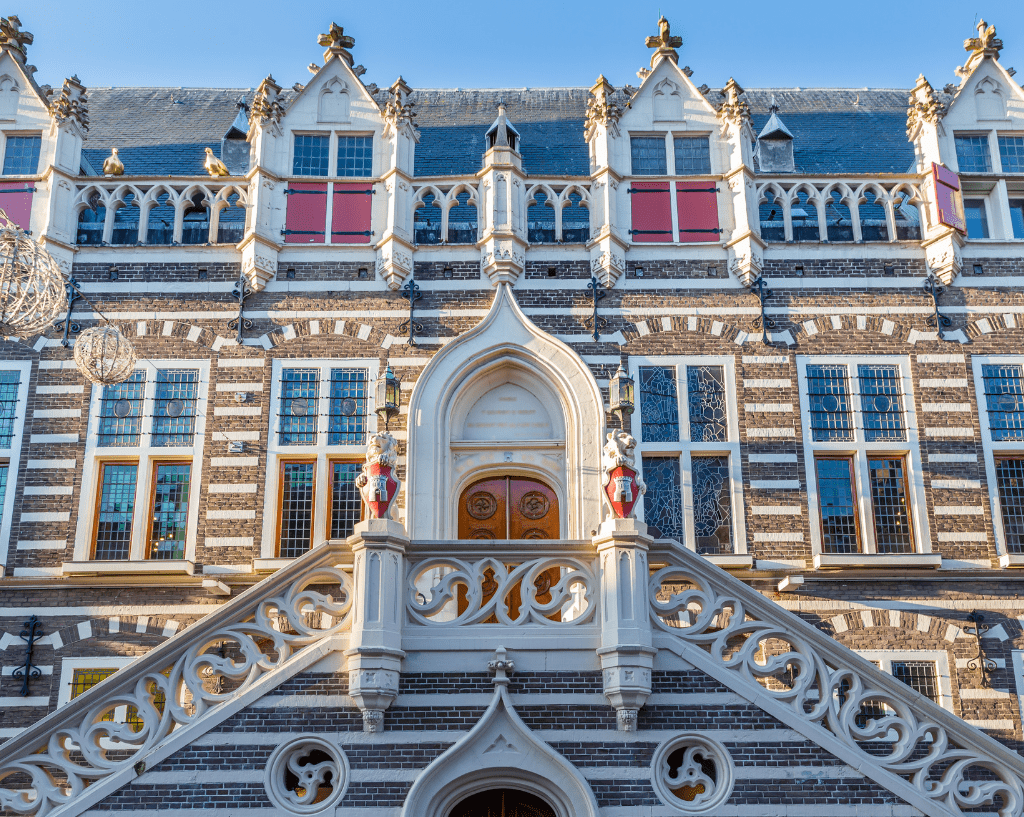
<box><xmin>744</xmin><ymin>379</ymin><xmax>791</xmax><ymax>388</ymax></box>
<box><xmin>933</xmin><ymin>506</ymin><xmax>985</xmax><ymax>515</ymax></box>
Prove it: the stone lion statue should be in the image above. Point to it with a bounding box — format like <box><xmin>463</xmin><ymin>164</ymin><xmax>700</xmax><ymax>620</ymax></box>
<box><xmin>601</xmin><ymin>429</ymin><xmax>647</xmax><ymax>501</ymax></box>
<box><xmin>355</xmin><ymin>431</ymin><xmax>401</xmax><ymax>518</ymax></box>
<box><xmin>362</xmin><ymin>431</ymin><xmax>399</xmax><ymax>469</ymax></box>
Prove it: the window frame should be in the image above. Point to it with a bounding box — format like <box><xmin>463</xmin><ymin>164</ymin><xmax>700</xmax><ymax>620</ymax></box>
<box><xmin>972</xmin><ymin>355</ymin><xmax>1024</xmax><ymax>565</ymax></box>
<box><xmin>0</xmin><ymin>131</ymin><xmax>43</xmax><ymax>176</ymax></box>
<box><xmin>57</xmin><ymin>656</ymin><xmax>136</xmax><ymax>723</ymax></box>
<box><xmin>291</xmin><ymin>130</ymin><xmax>375</xmax><ymax>178</ymax></box>
<box><xmin>0</xmin><ymin>360</ymin><xmax>31</xmax><ymax>576</ymax></box>
<box><xmin>855</xmin><ymin>650</ymin><xmax>953</xmax><ymax>713</ymax></box>
<box><xmin>261</xmin><ymin>358</ymin><xmax>379</xmax><ymax>561</ymax></box>
<box><xmin>797</xmin><ymin>355</ymin><xmax>930</xmax><ymax>562</ymax></box>
<box><xmin>954</xmin><ymin>132</ymin><xmax>994</xmax><ymax>174</ymax></box>
<box><xmin>630</xmin><ymin>355</ymin><xmax>746</xmax><ymax>558</ymax></box>
<box><xmin>72</xmin><ymin>360</ymin><xmax>210</xmax><ymax>568</ymax></box>
<box><xmin>998</xmin><ymin>134</ymin><xmax>1024</xmax><ymax>174</ymax></box>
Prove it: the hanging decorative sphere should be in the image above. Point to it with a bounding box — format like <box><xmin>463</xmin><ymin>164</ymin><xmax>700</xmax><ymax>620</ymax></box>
<box><xmin>0</xmin><ymin>225</ymin><xmax>68</xmax><ymax>338</ymax></box>
<box><xmin>73</xmin><ymin>325</ymin><xmax>137</xmax><ymax>385</ymax></box>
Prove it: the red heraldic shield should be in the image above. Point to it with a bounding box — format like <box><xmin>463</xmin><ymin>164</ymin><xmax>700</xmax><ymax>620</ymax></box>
<box><xmin>363</xmin><ymin>462</ymin><xmax>399</xmax><ymax>520</ymax></box>
<box><xmin>604</xmin><ymin>464</ymin><xmax>641</xmax><ymax>519</ymax></box>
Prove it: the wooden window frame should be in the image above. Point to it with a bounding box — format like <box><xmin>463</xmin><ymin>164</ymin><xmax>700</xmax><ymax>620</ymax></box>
<box><xmin>145</xmin><ymin>458</ymin><xmax>193</xmax><ymax>560</ymax></box>
<box><xmin>91</xmin><ymin>459</ymin><xmax>139</xmax><ymax>560</ymax></box>
<box><xmin>813</xmin><ymin>454</ymin><xmax>862</xmax><ymax>554</ymax></box>
<box><xmin>865</xmin><ymin>454</ymin><xmax>915</xmax><ymax>554</ymax></box>
<box><xmin>276</xmin><ymin>458</ymin><xmax>318</xmax><ymax>558</ymax></box>
<box><xmin>326</xmin><ymin>457</ymin><xmax>364</xmax><ymax>542</ymax></box>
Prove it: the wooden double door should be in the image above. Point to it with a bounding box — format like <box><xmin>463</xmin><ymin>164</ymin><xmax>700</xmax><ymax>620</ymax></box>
<box><xmin>458</xmin><ymin>476</ymin><xmax>559</xmax><ymax>540</ymax></box>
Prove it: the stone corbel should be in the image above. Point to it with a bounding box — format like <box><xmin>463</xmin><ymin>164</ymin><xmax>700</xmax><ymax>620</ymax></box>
<box><xmin>922</xmin><ymin>227</ymin><xmax>964</xmax><ymax>286</ymax></box>
<box><xmin>589</xmin><ymin>235</ymin><xmax>627</xmax><ymax>288</ymax></box>
<box><xmin>375</xmin><ymin>237</ymin><xmax>414</xmax><ymax>290</ymax></box>
<box><xmin>725</xmin><ymin>233</ymin><xmax>765</xmax><ymax>288</ymax></box>
<box><xmin>481</xmin><ymin>237</ymin><xmax>526</xmax><ymax>287</ymax></box>
<box><xmin>238</xmin><ymin>233</ymin><xmax>278</xmax><ymax>291</ymax></box>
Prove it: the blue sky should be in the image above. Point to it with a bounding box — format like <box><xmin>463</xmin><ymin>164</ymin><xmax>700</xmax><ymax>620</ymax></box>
<box><xmin>25</xmin><ymin>0</ymin><xmax>1023</xmax><ymax>92</ymax></box>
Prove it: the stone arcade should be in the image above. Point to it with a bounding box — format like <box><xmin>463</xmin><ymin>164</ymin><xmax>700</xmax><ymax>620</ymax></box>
<box><xmin>0</xmin><ymin>13</ymin><xmax>1024</xmax><ymax>817</ymax></box>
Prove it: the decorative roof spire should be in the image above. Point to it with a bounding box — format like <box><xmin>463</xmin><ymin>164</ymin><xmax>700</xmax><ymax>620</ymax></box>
<box><xmin>317</xmin><ymin>22</ymin><xmax>355</xmax><ymax>65</ymax></box>
<box><xmin>758</xmin><ymin>95</ymin><xmax>792</xmax><ymax>140</ymax></box>
<box><xmin>906</xmin><ymin>74</ymin><xmax>947</xmax><ymax>138</ymax></box>
<box><xmin>718</xmin><ymin>77</ymin><xmax>751</xmax><ymax>128</ymax></box>
<box><xmin>585</xmin><ymin>74</ymin><xmax>623</xmax><ymax>140</ymax></box>
<box><xmin>485</xmin><ymin>102</ymin><xmax>520</xmax><ymax>152</ymax></box>
<box><xmin>250</xmin><ymin>75</ymin><xmax>285</xmax><ymax>128</ymax></box>
<box><xmin>644</xmin><ymin>16</ymin><xmax>682</xmax><ymax>68</ymax></box>
<box><xmin>964</xmin><ymin>19</ymin><xmax>1002</xmax><ymax>60</ymax></box>
<box><xmin>768</xmin><ymin>94</ymin><xmax>779</xmax><ymax>115</ymax></box>
<box><xmin>0</xmin><ymin>15</ymin><xmax>31</xmax><ymax>64</ymax></box>
<box><xmin>50</xmin><ymin>75</ymin><xmax>89</xmax><ymax>132</ymax></box>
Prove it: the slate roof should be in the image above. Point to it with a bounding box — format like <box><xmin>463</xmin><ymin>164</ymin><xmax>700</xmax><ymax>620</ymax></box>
<box><xmin>81</xmin><ymin>85</ymin><xmax>917</xmax><ymax>178</ymax></box>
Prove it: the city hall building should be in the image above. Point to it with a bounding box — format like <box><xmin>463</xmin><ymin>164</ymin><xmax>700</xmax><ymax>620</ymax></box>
<box><xmin>0</xmin><ymin>10</ymin><xmax>1023</xmax><ymax>816</ymax></box>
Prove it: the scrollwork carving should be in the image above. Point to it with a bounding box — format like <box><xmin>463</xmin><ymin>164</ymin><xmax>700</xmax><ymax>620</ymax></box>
<box><xmin>251</xmin><ymin>75</ymin><xmax>285</xmax><ymax>128</ymax></box>
<box><xmin>265</xmin><ymin>736</ymin><xmax>349</xmax><ymax>815</ymax></box>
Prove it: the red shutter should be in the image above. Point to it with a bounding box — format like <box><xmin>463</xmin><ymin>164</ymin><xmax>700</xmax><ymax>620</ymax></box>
<box><xmin>676</xmin><ymin>181</ymin><xmax>721</xmax><ymax>242</ymax></box>
<box><xmin>0</xmin><ymin>181</ymin><xmax>35</xmax><ymax>232</ymax></box>
<box><xmin>331</xmin><ymin>183</ymin><xmax>373</xmax><ymax>244</ymax></box>
<box><xmin>629</xmin><ymin>181</ymin><xmax>673</xmax><ymax>242</ymax></box>
<box><xmin>284</xmin><ymin>183</ymin><xmax>328</xmax><ymax>244</ymax></box>
<box><xmin>931</xmin><ymin>163</ymin><xmax>966</xmax><ymax>235</ymax></box>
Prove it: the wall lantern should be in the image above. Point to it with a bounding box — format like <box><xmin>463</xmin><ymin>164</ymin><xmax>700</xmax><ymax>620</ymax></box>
<box><xmin>609</xmin><ymin>362</ymin><xmax>635</xmax><ymax>420</ymax></box>
<box><xmin>375</xmin><ymin>364</ymin><xmax>401</xmax><ymax>430</ymax></box>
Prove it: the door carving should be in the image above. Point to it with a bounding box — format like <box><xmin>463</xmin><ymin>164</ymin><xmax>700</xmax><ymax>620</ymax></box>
<box><xmin>458</xmin><ymin>476</ymin><xmax>559</xmax><ymax>539</ymax></box>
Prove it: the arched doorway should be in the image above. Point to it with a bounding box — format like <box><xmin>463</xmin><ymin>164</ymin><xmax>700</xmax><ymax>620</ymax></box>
<box><xmin>449</xmin><ymin>789</ymin><xmax>556</xmax><ymax>817</ymax></box>
<box><xmin>458</xmin><ymin>476</ymin><xmax>559</xmax><ymax>539</ymax></box>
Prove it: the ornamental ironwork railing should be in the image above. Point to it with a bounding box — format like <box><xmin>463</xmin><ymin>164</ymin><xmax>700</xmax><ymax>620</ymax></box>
<box><xmin>0</xmin><ymin>542</ymin><xmax>353</xmax><ymax>817</ymax></box>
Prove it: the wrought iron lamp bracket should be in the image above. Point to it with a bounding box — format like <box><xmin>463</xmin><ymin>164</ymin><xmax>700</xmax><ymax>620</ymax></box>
<box><xmin>13</xmin><ymin>614</ymin><xmax>43</xmax><ymax>696</ymax></box>
<box><xmin>399</xmin><ymin>278</ymin><xmax>423</xmax><ymax>346</ymax></box>
<box><xmin>54</xmin><ymin>276</ymin><xmax>81</xmax><ymax>348</ymax></box>
<box><xmin>227</xmin><ymin>275</ymin><xmax>254</xmax><ymax>343</ymax></box>
<box><xmin>584</xmin><ymin>276</ymin><xmax>608</xmax><ymax>341</ymax></box>
<box><xmin>924</xmin><ymin>273</ymin><xmax>953</xmax><ymax>342</ymax></box>
<box><xmin>750</xmin><ymin>276</ymin><xmax>775</xmax><ymax>345</ymax></box>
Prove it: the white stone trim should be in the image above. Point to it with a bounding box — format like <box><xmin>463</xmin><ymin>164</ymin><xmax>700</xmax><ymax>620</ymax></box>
<box><xmin>0</xmin><ymin>361</ymin><xmax>31</xmax><ymax>575</ymax></box>
<box><xmin>855</xmin><ymin>649</ymin><xmax>954</xmax><ymax>713</ymax></box>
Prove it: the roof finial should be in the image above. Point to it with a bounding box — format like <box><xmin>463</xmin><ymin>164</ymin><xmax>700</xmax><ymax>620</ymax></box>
<box><xmin>644</xmin><ymin>15</ymin><xmax>682</xmax><ymax>68</ymax></box>
<box><xmin>0</xmin><ymin>15</ymin><xmax>31</xmax><ymax>64</ymax></box>
<box><xmin>964</xmin><ymin>19</ymin><xmax>1002</xmax><ymax>61</ymax></box>
<box><xmin>317</xmin><ymin>22</ymin><xmax>355</xmax><ymax>65</ymax></box>
<box><xmin>769</xmin><ymin>94</ymin><xmax>778</xmax><ymax>114</ymax></box>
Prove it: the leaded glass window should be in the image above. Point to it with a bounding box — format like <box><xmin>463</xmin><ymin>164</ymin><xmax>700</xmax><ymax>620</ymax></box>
<box><xmin>815</xmin><ymin>457</ymin><xmax>859</xmax><ymax>554</ymax></box>
<box><xmin>691</xmin><ymin>456</ymin><xmax>731</xmax><ymax>554</ymax></box>
<box><xmin>148</xmin><ymin>463</ymin><xmax>191</xmax><ymax>560</ymax></box>
<box><xmin>279</xmin><ymin>369</ymin><xmax>319</xmax><ymax>445</ymax></box>
<box><xmin>1000</xmin><ymin>136</ymin><xmax>1024</xmax><ymax>173</ymax></box>
<box><xmin>0</xmin><ymin>370</ymin><xmax>20</xmax><ymax>447</ymax></box>
<box><xmin>2</xmin><ymin>135</ymin><xmax>41</xmax><ymax>175</ymax></box>
<box><xmin>94</xmin><ymin>463</ymin><xmax>138</xmax><ymax>560</ymax></box>
<box><xmin>955</xmin><ymin>134</ymin><xmax>992</xmax><ymax>172</ymax></box>
<box><xmin>98</xmin><ymin>371</ymin><xmax>146</xmax><ymax>447</ymax></box>
<box><xmin>330</xmin><ymin>461</ymin><xmax>362</xmax><ymax>539</ymax></box>
<box><xmin>641</xmin><ymin>456</ymin><xmax>682</xmax><ymax>539</ymax></box>
<box><xmin>630</xmin><ymin>136</ymin><xmax>667</xmax><ymax>176</ymax></box>
<box><xmin>328</xmin><ymin>369</ymin><xmax>367</xmax><ymax>445</ymax></box>
<box><xmin>868</xmin><ymin>457</ymin><xmax>913</xmax><ymax>553</ymax></box>
<box><xmin>0</xmin><ymin>463</ymin><xmax>8</xmax><ymax>511</ymax></box>
<box><xmin>279</xmin><ymin>461</ymin><xmax>315</xmax><ymax>557</ymax></box>
<box><xmin>638</xmin><ymin>366</ymin><xmax>679</xmax><ymax>442</ymax></box>
<box><xmin>807</xmin><ymin>364</ymin><xmax>853</xmax><ymax>442</ymax></box>
<box><xmin>891</xmin><ymin>661</ymin><xmax>938</xmax><ymax>702</ymax></box>
<box><xmin>996</xmin><ymin>457</ymin><xmax>1024</xmax><ymax>554</ymax></box>
<box><xmin>293</xmin><ymin>134</ymin><xmax>330</xmax><ymax>176</ymax></box>
<box><xmin>965</xmin><ymin>198</ymin><xmax>989</xmax><ymax>238</ymax></box>
<box><xmin>151</xmin><ymin>369</ymin><xmax>199</xmax><ymax>447</ymax></box>
<box><xmin>687</xmin><ymin>366</ymin><xmax>726</xmax><ymax>442</ymax></box>
<box><xmin>337</xmin><ymin>135</ymin><xmax>372</xmax><ymax>176</ymax></box>
<box><xmin>858</xmin><ymin>365</ymin><xmax>905</xmax><ymax>441</ymax></box>
<box><xmin>983</xmin><ymin>364</ymin><xmax>1024</xmax><ymax>441</ymax></box>
<box><xmin>673</xmin><ymin>136</ymin><xmax>711</xmax><ymax>175</ymax></box>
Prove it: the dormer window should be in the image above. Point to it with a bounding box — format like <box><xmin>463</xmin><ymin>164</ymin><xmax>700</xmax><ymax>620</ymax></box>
<box><xmin>631</xmin><ymin>136</ymin><xmax>667</xmax><ymax>175</ymax></box>
<box><xmin>954</xmin><ymin>134</ymin><xmax>992</xmax><ymax>173</ymax></box>
<box><xmin>1</xmin><ymin>134</ymin><xmax>40</xmax><ymax>175</ymax></box>
<box><xmin>337</xmin><ymin>135</ymin><xmax>372</xmax><ymax>177</ymax></box>
<box><xmin>673</xmin><ymin>136</ymin><xmax>711</xmax><ymax>175</ymax></box>
<box><xmin>293</xmin><ymin>134</ymin><xmax>330</xmax><ymax>176</ymax></box>
<box><xmin>999</xmin><ymin>136</ymin><xmax>1024</xmax><ymax>173</ymax></box>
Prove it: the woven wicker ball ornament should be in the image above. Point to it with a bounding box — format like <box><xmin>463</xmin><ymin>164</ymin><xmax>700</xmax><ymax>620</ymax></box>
<box><xmin>0</xmin><ymin>225</ymin><xmax>68</xmax><ymax>338</ymax></box>
<box><xmin>73</xmin><ymin>325</ymin><xmax>138</xmax><ymax>385</ymax></box>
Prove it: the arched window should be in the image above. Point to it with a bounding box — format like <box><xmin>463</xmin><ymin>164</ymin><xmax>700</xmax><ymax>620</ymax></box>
<box><xmin>414</xmin><ymin>193</ymin><xmax>441</xmax><ymax>245</ymax></box>
<box><xmin>447</xmin><ymin>190</ymin><xmax>477</xmax><ymax>244</ymax></box>
<box><xmin>217</xmin><ymin>191</ymin><xmax>245</xmax><ymax>244</ymax></box>
<box><xmin>825</xmin><ymin>190</ymin><xmax>853</xmax><ymax>242</ymax></box>
<box><xmin>860</xmin><ymin>190</ymin><xmax>888</xmax><ymax>241</ymax></box>
<box><xmin>181</xmin><ymin>192</ymin><xmax>209</xmax><ymax>245</ymax></box>
<box><xmin>146</xmin><ymin>191</ymin><xmax>174</xmax><ymax>244</ymax></box>
<box><xmin>527</xmin><ymin>190</ymin><xmax>554</xmax><ymax>243</ymax></box>
<box><xmin>76</xmin><ymin>193</ymin><xmax>105</xmax><ymax>246</ymax></box>
<box><xmin>792</xmin><ymin>191</ymin><xmax>819</xmax><ymax>242</ymax></box>
<box><xmin>110</xmin><ymin>193</ymin><xmax>139</xmax><ymax>245</ymax></box>
<box><xmin>449</xmin><ymin>789</ymin><xmax>556</xmax><ymax>817</ymax></box>
<box><xmin>562</xmin><ymin>191</ymin><xmax>590</xmax><ymax>243</ymax></box>
<box><xmin>759</xmin><ymin>191</ymin><xmax>784</xmax><ymax>242</ymax></box>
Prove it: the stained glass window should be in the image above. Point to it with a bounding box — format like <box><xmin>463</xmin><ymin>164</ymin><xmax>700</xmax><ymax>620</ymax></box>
<box><xmin>71</xmin><ymin>668</ymin><xmax>118</xmax><ymax>720</ymax></box>
<box><xmin>151</xmin><ymin>369</ymin><xmax>199</xmax><ymax>447</ymax></box>
<box><xmin>280</xmin><ymin>369</ymin><xmax>319</xmax><ymax>445</ymax></box>
<box><xmin>638</xmin><ymin>366</ymin><xmax>679</xmax><ymax>443</ymax></box>
<box><xmin>641</xmin><ymin>456</ymin><xmax>682</xmax><ymax>539</ymax></box>
<box><xmin>2</xmin><ymin>135</ymin><xmax>41</xmax><ymax>175</ymax></box>
<box><xmin>858</xmin><ymin>365</ymin><xmax>905</xmax><ymax>442</ymax></box>
<box><xmin>954</xmin><ymin>134</ymin><xmax>992</xmax><ymax>172</ymax></box>
<box><xmin>94</xmin><ymin>463</ymin><xmax>138</xmax><ymax>560</ymax></box>
<box><xmin>0</xmin><ymin>463</ymin><xmax>8</xmax><ymax>512</ymax></box>
<box><xmin>687</xmin><ymin>366</ymin><xmax>727</xmax><ymax>442</ymax></box>
<box><xmin>98</xmin><ymin>371</ymin><xmax>146</xmax><ymax>447</ymax></box>
<box><xmin>279</xmin><ymin>461</ymin><xmax>315</xmax><ymax>557</ymax></box>
<box><xmin>983</xmin><ymin>364</ymin><xmax>1024</xmax><ymax>441</ymax></box>
<box><xmin>148</xmin><ymin>463</ymin><xmax>191</xmax><ymax>560</ymax></box>
<box><xmin>293</xmin><ymin>134</ymin><xmax>330</xmax><ymax>176</ymax></box>
<box><xmin>337</xmin><ymin>135</ymin><xmax>373</xmax><ymax>177</ymax></box>
<box><xmin>691</xmin><ymin>456</ymin><xmax>731</xmax><ymax>554</ymax></box>
<box><xmin>631</xmin><ymin>136</ymin><xmax>667</xmax><ymax>176</ymax></box>
<box><xmin>1000</xmin><ymin>136</ymin><xmax>1024</xmax><ymax>173</ymax></box>
<box><xmin>807</xmin><ymin>364</ymin><xmax>853</xmax><ymax>442</ymax></box>
<box><xmin>815</xmin><ymin>457</ymin><xmax>859</xmax><ymax>554</ymax></box>
<box><xmin>868</xmin><ymin>457</ymin><xmax>913</xmax><ymax>553</ymax></box>
<box><xmin>330</xmin><ymin>461</ymin><xmax>362</xmax><ymax>539</ymax></box>
<box><xmin>328</xmin><ymin>369</ymin><xmax>367</xmax><ymax>445</ymax></box>
<box><xmin>0</xmin><ymin>370</ymin><xmax>20</xmax><ymax>448</ymax></box>
<box><xmin>673</xmin><ymin>136</ymin><xmax>711</xmax><ymax>175</ymax></box>
<box><xmin>996</xmin><ymin>457</ymin><xmax>1024</xmax><ymax>554</ymax></box>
